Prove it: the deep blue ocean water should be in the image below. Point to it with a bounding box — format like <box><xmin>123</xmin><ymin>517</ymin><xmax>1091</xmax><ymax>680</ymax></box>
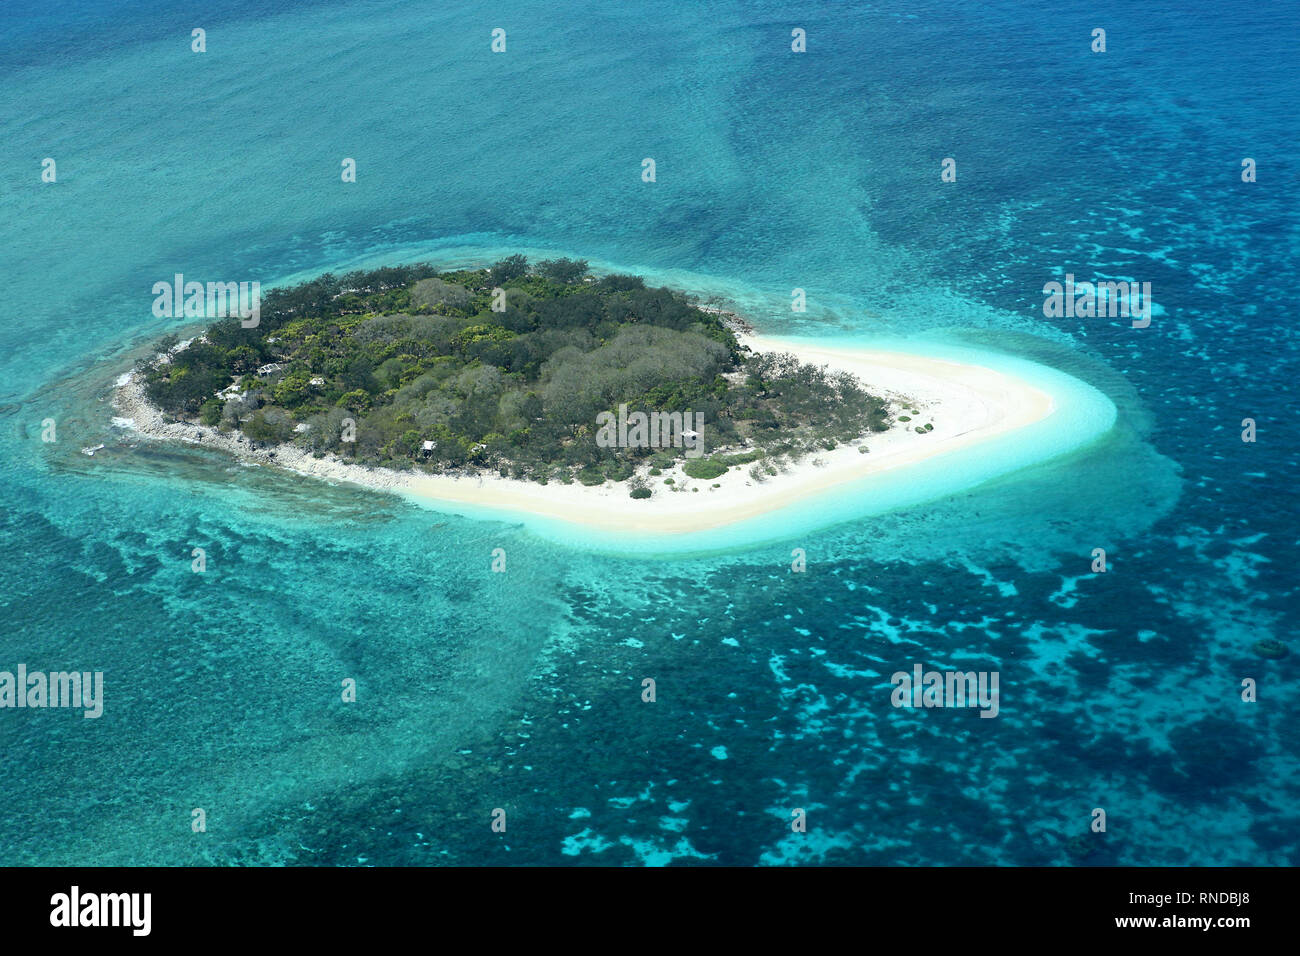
<box><xmin>0</xmin><ymin>0</ymin><xmax>1296</xmax><ymax>865</ymax></box>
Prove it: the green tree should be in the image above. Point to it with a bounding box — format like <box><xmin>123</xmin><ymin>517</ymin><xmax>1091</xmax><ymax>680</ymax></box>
<box><xmin>488</xmin><ymin>255</ymin><xmax>529</xmax><ymax>286</ymax></box>
<box><xmin>273</xmin><ymin>372</ymin><xmax>312</xmax><ymax>408</ymax></box>
<box><xmin>337</xmin><ymin>389</ymin><xmax>372</xmax><ymax>413</ymax></box>
<box><xmin>538</xmin><ymin>258</ymin><xmax>589</xmax><ymax>283</ymax></box>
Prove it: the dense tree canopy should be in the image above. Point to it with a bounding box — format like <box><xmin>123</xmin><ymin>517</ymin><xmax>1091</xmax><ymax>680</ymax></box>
<box><xmin>140</xmin><ymin>258</ymin><xmax>891</xmax><ymax>483</ymax></box>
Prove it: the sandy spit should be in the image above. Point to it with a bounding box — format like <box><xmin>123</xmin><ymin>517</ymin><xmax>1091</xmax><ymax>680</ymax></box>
<box><xmin>110</xmin><ymin>333</ymin><xmax>1055</xmax><ymax>535</ymax></box>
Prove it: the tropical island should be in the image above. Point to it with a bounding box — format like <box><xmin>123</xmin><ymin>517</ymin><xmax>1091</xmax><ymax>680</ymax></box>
<box><xmin>131</xmin><ymin>257</ymin><xmax>894</xmax><ymax>494</ymax></box>
<box><xmin>113</xmin><ymin>256</ymin><xmax>1059</xmax><ymax>535</ymax></box>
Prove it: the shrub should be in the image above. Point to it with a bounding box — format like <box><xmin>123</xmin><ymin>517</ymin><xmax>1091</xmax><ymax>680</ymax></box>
<box><xmin>244</xmin><ymin>408</ymin><xmax>294</xmax><ymax>444</ymax></box>
<box><xmin>682</xmin><ymin>458</ymin><xmax>728</xmax><ymax>480</ymax></box>
<box><xmin>630</xmin><ymin>487</ymin><xmax>652</xmax><ymax>499</ymax></box>
<box><xmin>410</xmin><ymin>278</ymin><xmax>471</xmax><ymax>312</ymax></box>
<box><xmin>199</xmin><ymin>398</ymin><xmax>222</xmax><ymax>426</ymax></box>
<box><xmin>715</xmin><ymin>450</ymin><xmax>764</xmax><ymax>467</ymax></box>
<box><xmin>603</xmin><ymin>459</ymin><xmax>634</xmax><ymax>482</ymax></box>
<box><xmin>337</xmin><ymin>389</ymin><xmax>371</xmax><ymax>413</ymax></box>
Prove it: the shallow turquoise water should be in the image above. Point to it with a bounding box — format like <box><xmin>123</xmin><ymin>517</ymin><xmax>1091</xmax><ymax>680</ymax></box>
<box><xmin>1</xmin><ymin>0</ymin><xmax>1295</xmax><ymax>865</ymax></box>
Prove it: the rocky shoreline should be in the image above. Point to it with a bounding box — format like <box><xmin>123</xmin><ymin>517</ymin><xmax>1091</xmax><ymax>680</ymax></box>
<box><xmin>112</xmin><ymin>371</ymin><xmax>416</xmax><ymax>495</ymax></box>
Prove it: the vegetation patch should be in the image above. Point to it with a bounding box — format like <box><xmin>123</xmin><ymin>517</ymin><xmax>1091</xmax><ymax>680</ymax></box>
<box><xmin>138</xmin><ymin>257</ymin><xmax>891</xmax><ymax>484</ymax></box>
<box><xmin>682</xmin><ymin>458</ymin><xmax>729</xmax><ymax>480</ymax></box>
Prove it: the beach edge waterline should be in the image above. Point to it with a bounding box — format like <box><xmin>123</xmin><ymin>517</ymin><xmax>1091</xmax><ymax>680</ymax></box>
<box><xmin>108</xmin><ymin>330</ymin><xmax>1116</xmax><ymax>547</ymax></box>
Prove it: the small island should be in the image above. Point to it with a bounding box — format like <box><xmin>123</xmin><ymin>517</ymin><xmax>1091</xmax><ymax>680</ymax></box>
<box><xmin>129</xmin><ymin>257</ymin><xmax>892</xmax><ymax>494</ymax></box>
<box><xmin>113</xmin><ymin>257</ymin><xmax>1054</xmax><ymax>535</ymax></box>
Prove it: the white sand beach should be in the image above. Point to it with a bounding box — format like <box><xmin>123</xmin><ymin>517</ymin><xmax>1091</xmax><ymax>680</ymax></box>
<box><xmin>111</xmin><ymin>332</ymin><xmax>1056</xmax><ymax>534</ymax></box>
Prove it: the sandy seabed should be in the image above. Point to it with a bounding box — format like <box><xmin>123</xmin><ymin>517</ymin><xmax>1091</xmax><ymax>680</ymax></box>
<box><xmin>111</xmin><ymin>332</ymin><xmax>1055</xmax><ymax>535</ymax></box>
